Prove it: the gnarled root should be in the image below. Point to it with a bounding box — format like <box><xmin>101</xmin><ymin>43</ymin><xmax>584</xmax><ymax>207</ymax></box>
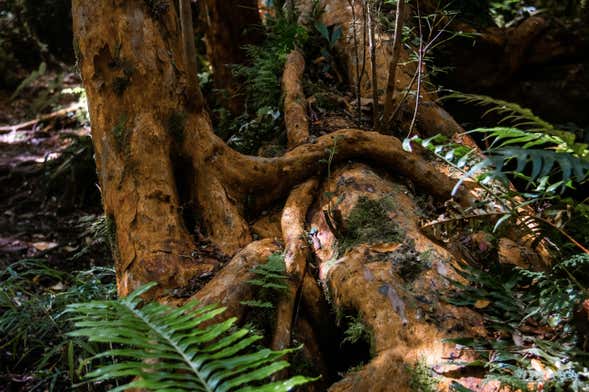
<box><xmin>272</xmin><ymin>179</ymin><xmax>319</xmax><ymax>350</ymax></box>
<box><xmin>309</xmin><ymin>163</ymin><xmax>487</xmax><ymax>391</ymax></box>
<box><xmin>190</xmin><ymin>239</ymin><xmax>281</xmax><ymax>322</ymax></box>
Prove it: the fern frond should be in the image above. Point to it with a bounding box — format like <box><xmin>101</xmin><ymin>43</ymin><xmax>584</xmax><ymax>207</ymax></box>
<box><xmin>67</xmin><ymin>282</ymin><xmax>316</xmax><ymax>392</ymax></box>
<box><xmin>488</xmin><ymin>147</ymin><xmax>589</xmax><ymax>186</ymax></box>
<box><xmin>444</xmin><ymin>92</ymin><xmax>565</xmax><ymax>134</ymax></box>
<box><xmin>247</xmin><ymin>253</ymin><xmax>288</xmax><ymax>292</ymax></box>
<box><xmin>473</xmin><ymin>127</ymin><xmax>589</xmax><ymax>159</ymax></box>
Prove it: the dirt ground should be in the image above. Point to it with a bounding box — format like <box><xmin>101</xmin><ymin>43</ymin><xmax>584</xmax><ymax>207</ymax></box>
<box><xmin>0</xmin><ymin>73</ymin><xmax>111</xmax><ymax>273</ymax></box>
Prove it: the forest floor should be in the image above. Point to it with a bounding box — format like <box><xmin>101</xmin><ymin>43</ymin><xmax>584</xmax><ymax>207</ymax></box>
<box><xmin>0</xmin><ymin>73</ymin><xmax>113</xmax><ymax>390</ymax></box>
<box><xmin>0</xmin><ymin>73</ymin><xmax>109</xmax><ymax>273</ymax></box>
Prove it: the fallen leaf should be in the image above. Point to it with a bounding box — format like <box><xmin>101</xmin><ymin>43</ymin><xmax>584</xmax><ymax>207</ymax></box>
<box><xmin>371</xmin><ymin>243</ymin><xmax>401</xmax><ymax>253</ymax></box>
<box><xmin>32</xmin><ymin>241</ymin><xmax>58</xmax><ymax>251</ymax></box>
<box><xmin>50</xmin><ymin>282</ymin><xmax>66</xmax><ymax>291</ymax></box>
<box><xmin>474</xmin><ymin>299</ymin><xmax>491</xmax><ymax>309</ymax></box>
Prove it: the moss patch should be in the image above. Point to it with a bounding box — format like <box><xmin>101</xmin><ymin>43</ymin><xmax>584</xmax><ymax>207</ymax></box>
<box><xmin>406</xmin><ymin>360</ymin><xmax>439</xmax><ymax>392</ymax></box>
<box><xmin>112</xmin><ymin>114</ymin><xmax>129</xmax><ymax>153</ymax></box>
<box><xmin>390</xmin><ymin>239</ymin><xmax>432</xmax><ymax>282</ymax></box>
<box><xmin>338</xmin><ymin>196</ymin><xmax>404</xmax><ymax>254</ymax></box>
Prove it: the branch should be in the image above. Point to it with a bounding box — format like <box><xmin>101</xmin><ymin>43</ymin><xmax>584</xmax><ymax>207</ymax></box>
<box><xmin>179</xmin><ymin>0</ymin><xmax>204</xmax><ymax>110</ymax></box>
<box><xmin>222</xmin><ymin>129</ymin><xmax>476</xmax><ymax>210</ymax></box>
<box><xmin>381</xmin><ymin>0</ymin><xmax>406</xmax><ymax>128</ymax></box>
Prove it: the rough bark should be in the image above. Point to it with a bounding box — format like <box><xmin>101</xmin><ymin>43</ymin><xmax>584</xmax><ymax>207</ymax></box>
<box><xmin>309</xmin><ymin>163</ymin><xmax>489</xmax><ymax>391</ymax></box>
<box><xmin>72</xmin><ymin>1</ymin><xmax>548</xmax><ymax>390</ymax></box>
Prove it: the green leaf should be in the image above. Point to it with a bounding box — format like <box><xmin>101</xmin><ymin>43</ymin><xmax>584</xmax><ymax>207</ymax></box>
<box><xmin>68</xmin><ymin>283</ymin><xmax>317</xmax><ymax>391</ymax></box>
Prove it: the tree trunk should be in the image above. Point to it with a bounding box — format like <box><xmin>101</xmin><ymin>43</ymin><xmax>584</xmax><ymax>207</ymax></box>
<box><xmin>200</xmin><ymin>0</ymin><xmax>262</xmax><ymax>113</ymax></box>
<box><xmin>73</xmin><ymin>1</ymin><xmax>545</xmax><ymax>389</ymax></box>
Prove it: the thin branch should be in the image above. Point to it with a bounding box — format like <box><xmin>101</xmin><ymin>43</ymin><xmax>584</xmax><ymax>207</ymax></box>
<box><xmin>368</xmin><ymin>1</ymin><xmax>379</xmax><ymax>129</ymax></box>
<box><xmin>348</xmin><ymin>0</ymin><xmax>362</xmax><ymax>122</ymax></box>
<box><xmin>408</xmin><ymin>0</ymin><xmax>423</xmax><ymax>136</ymax></box>
<box><xmin>179</xmin><ymin>0</ymin><xmax>204</xmax><ymax>111</ymax></box>
<box><xmin>382</xmin><ymin>0</ymin><xmax>406</xmax><ymax>129</ymax></box>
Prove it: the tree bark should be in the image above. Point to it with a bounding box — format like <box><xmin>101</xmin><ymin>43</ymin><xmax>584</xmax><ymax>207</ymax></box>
<box><xmin>72</xmin><ymin>1</ymin><xmax>547</xmax><ymax>390</ymax></box>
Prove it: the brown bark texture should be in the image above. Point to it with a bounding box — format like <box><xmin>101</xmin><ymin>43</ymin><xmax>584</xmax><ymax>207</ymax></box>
<box><xmin>72</xmin><ymin>0</ymin><xmax>546</xmax><ymax>390</ymax></box>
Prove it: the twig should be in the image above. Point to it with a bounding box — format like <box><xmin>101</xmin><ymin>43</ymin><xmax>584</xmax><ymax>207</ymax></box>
<box><xmin>347</xmin><ymin>0</ymin><xmax>362</xmax><ymax>123</ymax></box>
<box><xmin>408</xmin><ymin>0</ymin><xmax>423</xmax><ymax>136</ymax></box>
<box><xmin>368</xmin><ymin>0</ymin><xmax>379</xmax><ymax>129</ymax></box>
<box><xmin>382</xmin><ymin>0</ymin><xmax>406</xmax><ymax>129</ymax></box>
<box><xmin>0</xmin><ymin>102</ymin><xmax>84</xmax><ymax>133</ymax></box>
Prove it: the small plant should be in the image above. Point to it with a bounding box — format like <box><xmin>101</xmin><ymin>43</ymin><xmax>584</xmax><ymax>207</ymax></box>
<box><xmin>233</xmin><ymin>17</ymin><xmax>308</xmax><ymax>111</ymax></box>
<box><xmin>241</xmin><ymin>253</ymin><xmax>289</xmax><ymax>309</ymax></box>
<box><xmin>445</xmin><ymin>255</ymin><xmax>589</xmax><ymax>391</ymax></box>
<box><xmin>0</xmin><ymin>259</ymin><xmax>116</xmax><ymax>390</ymax></box>
<box><xmin>342</xmin><ymin>314</ymin><xmax>371</xmax><ymax>346</ymax></box>
<box><xmin>226</xmin><ymin>14</ymin><xmax>307</xmax><ymax>153</ymax></box>
<box><xmin>227</xmin><ymin>106</ymin><xmax>282</xmax><ymax>154</ymax></box>
<box><xmin>313</xmin><ymin>21</ymin><xmax>342</xmax><ymax>78</ymax></box>
<box><xmin>68</xmin><ymin>282</ymin><xmax>316</xmax><ymax>391</ymax></box>
<box><xmin>407</xmin><ymin>360</ymin><xmax>439</xmax><ymax>392</ymax></box>
<box><xmin>10</xmin><ymin>61</ymin><xmax>65</xmax><ymax>114</ymax></box>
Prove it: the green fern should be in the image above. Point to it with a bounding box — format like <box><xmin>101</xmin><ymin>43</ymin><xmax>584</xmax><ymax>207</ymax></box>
<box><xmin>455</xmin><ymin>147</ymin><xmax>589</xmax><ymax>195</ymax></box>
<box><xmin>445</xmin><ymin>256</ymin><xmax>589</xmax><ymax>391</ymax></box>
<box><xmin>444</xmin><ymin>92</ymin><xmax>567</xmax><ymax>137</ymax></box>
<box><xmin>444</xmin><ymin>91</ymin><xmax>588</xmax><ymax>156</ymax></box>
<box><xmin>241</xmin><ymin>253</ymin><xmax>288</xmax><ymax>309</ymax></box>
<box><xmin>247</xmin><ymin>253</ymin><xmax>289</xmax><ymax>292</ymax></box>
<box><xmin>67</xmin><ymin>282</ymin><xmax>316</xmax><ymax>391</ymax></box>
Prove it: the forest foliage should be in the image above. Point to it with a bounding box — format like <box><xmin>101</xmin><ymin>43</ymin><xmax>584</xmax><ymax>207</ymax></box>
<box><xmin>1</xmin><ymin>0</ymin><xmax>588</xmax><ymax>391</ymax></box>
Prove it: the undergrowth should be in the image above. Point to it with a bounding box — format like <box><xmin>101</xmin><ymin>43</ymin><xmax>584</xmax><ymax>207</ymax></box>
<box><xmin>225</xmin><ymin>16</ymin><xmax>308</xmax><ymax>154</ymax></box>
<box><xmin>446</xmin><ymin>254</ymin><xmax>589</xmax><ymax>391</ymax></box>
<box><xmin>0</xmin><ymin>259</ymin><xmax>116</xmax><ymax>391</ymax></box>
<box><xmin>406</xmin><ymin>93</ymin><xmax>589</xmax><ymax>256</ymax></box>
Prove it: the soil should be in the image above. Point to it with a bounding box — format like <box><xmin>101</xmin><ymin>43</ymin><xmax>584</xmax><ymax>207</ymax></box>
<box><xmin>0</xmin><ymin>72</ymin><xmax>111</xmax><ymax>273</ymax></box>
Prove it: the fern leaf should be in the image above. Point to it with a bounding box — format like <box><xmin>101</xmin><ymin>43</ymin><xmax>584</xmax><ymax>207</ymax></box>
<box><xmin>444</xmin><ymin>92</ymin><xmax>565</xmax><ymax>134</ymax></box>
<box><xmin>67</xmin><ymin>282</ymin><xmax>316</xmax><ymax>391</ymax></box>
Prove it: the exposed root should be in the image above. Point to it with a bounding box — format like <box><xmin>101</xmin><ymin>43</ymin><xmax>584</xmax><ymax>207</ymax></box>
<box><xmin>282</xmin><ymin>50</ymin><xmax>309</xmax><ymax>149</ymax></box>
<box><xmin>231</xmin><ymin>129</ymin><xmax>476</xmax><ymax>211</ymax></box>
<box><xmin>308</xmin><ymin>164</ymin><xmax>486</xmax><ymax>390</ymax></box>
<box><xmin>190</xmin><ymin>238</ymin><xmax>281</xmax><ymax>322</ymax></box>
<box><xmin>272</xmin><ymin>178</ymin><xmax>318</xmax><ymax>350</ymax></box>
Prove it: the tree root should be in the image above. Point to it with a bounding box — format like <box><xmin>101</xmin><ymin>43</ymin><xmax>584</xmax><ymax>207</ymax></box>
<box><xmin>189</xmin><ymin>238</ymin><xmax>282</xmax><ymax>322</ymax></box>
<box><xmin>230</xmin><ymin>129</ymin><xmax>476</xmax><ymax>211</ymax></box>
<box><xmin>309</xmin><ymin>163</ymin><xmax>485</xmax><ymax>390</ymax></box>
<box><xmin>272</xmin><ymin>178</ymin><xmax>318</xmax><ymax>350</ymax></box>
<box><xmin>282</xmin><ymin>50</ymin><xmax>309</xmax><ymax>149</ymax></box>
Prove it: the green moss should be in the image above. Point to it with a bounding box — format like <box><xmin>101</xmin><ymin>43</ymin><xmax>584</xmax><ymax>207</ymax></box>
<box><xmin>338</xmin><ymin>196</ymin><xmax>404</xmax><ymax>254</ymax></box>
<box><xmin>112</xmin><ymin>114</ymin><xmax>129</xmax><ymax>153</ymax></box>
<box><xmin>389</xmin><ymin>240</ymin><xmax>432</xmax><ymax>282</ymax></box>
<box><xmin>167</xmin><ymin>111</ymin><xmax>187</xmax><ymax>143</ymax></box>
<box><xmin>407</xmin><ymin>360</ymin><xmax>439</xmax><ymax>392</ymax></box>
